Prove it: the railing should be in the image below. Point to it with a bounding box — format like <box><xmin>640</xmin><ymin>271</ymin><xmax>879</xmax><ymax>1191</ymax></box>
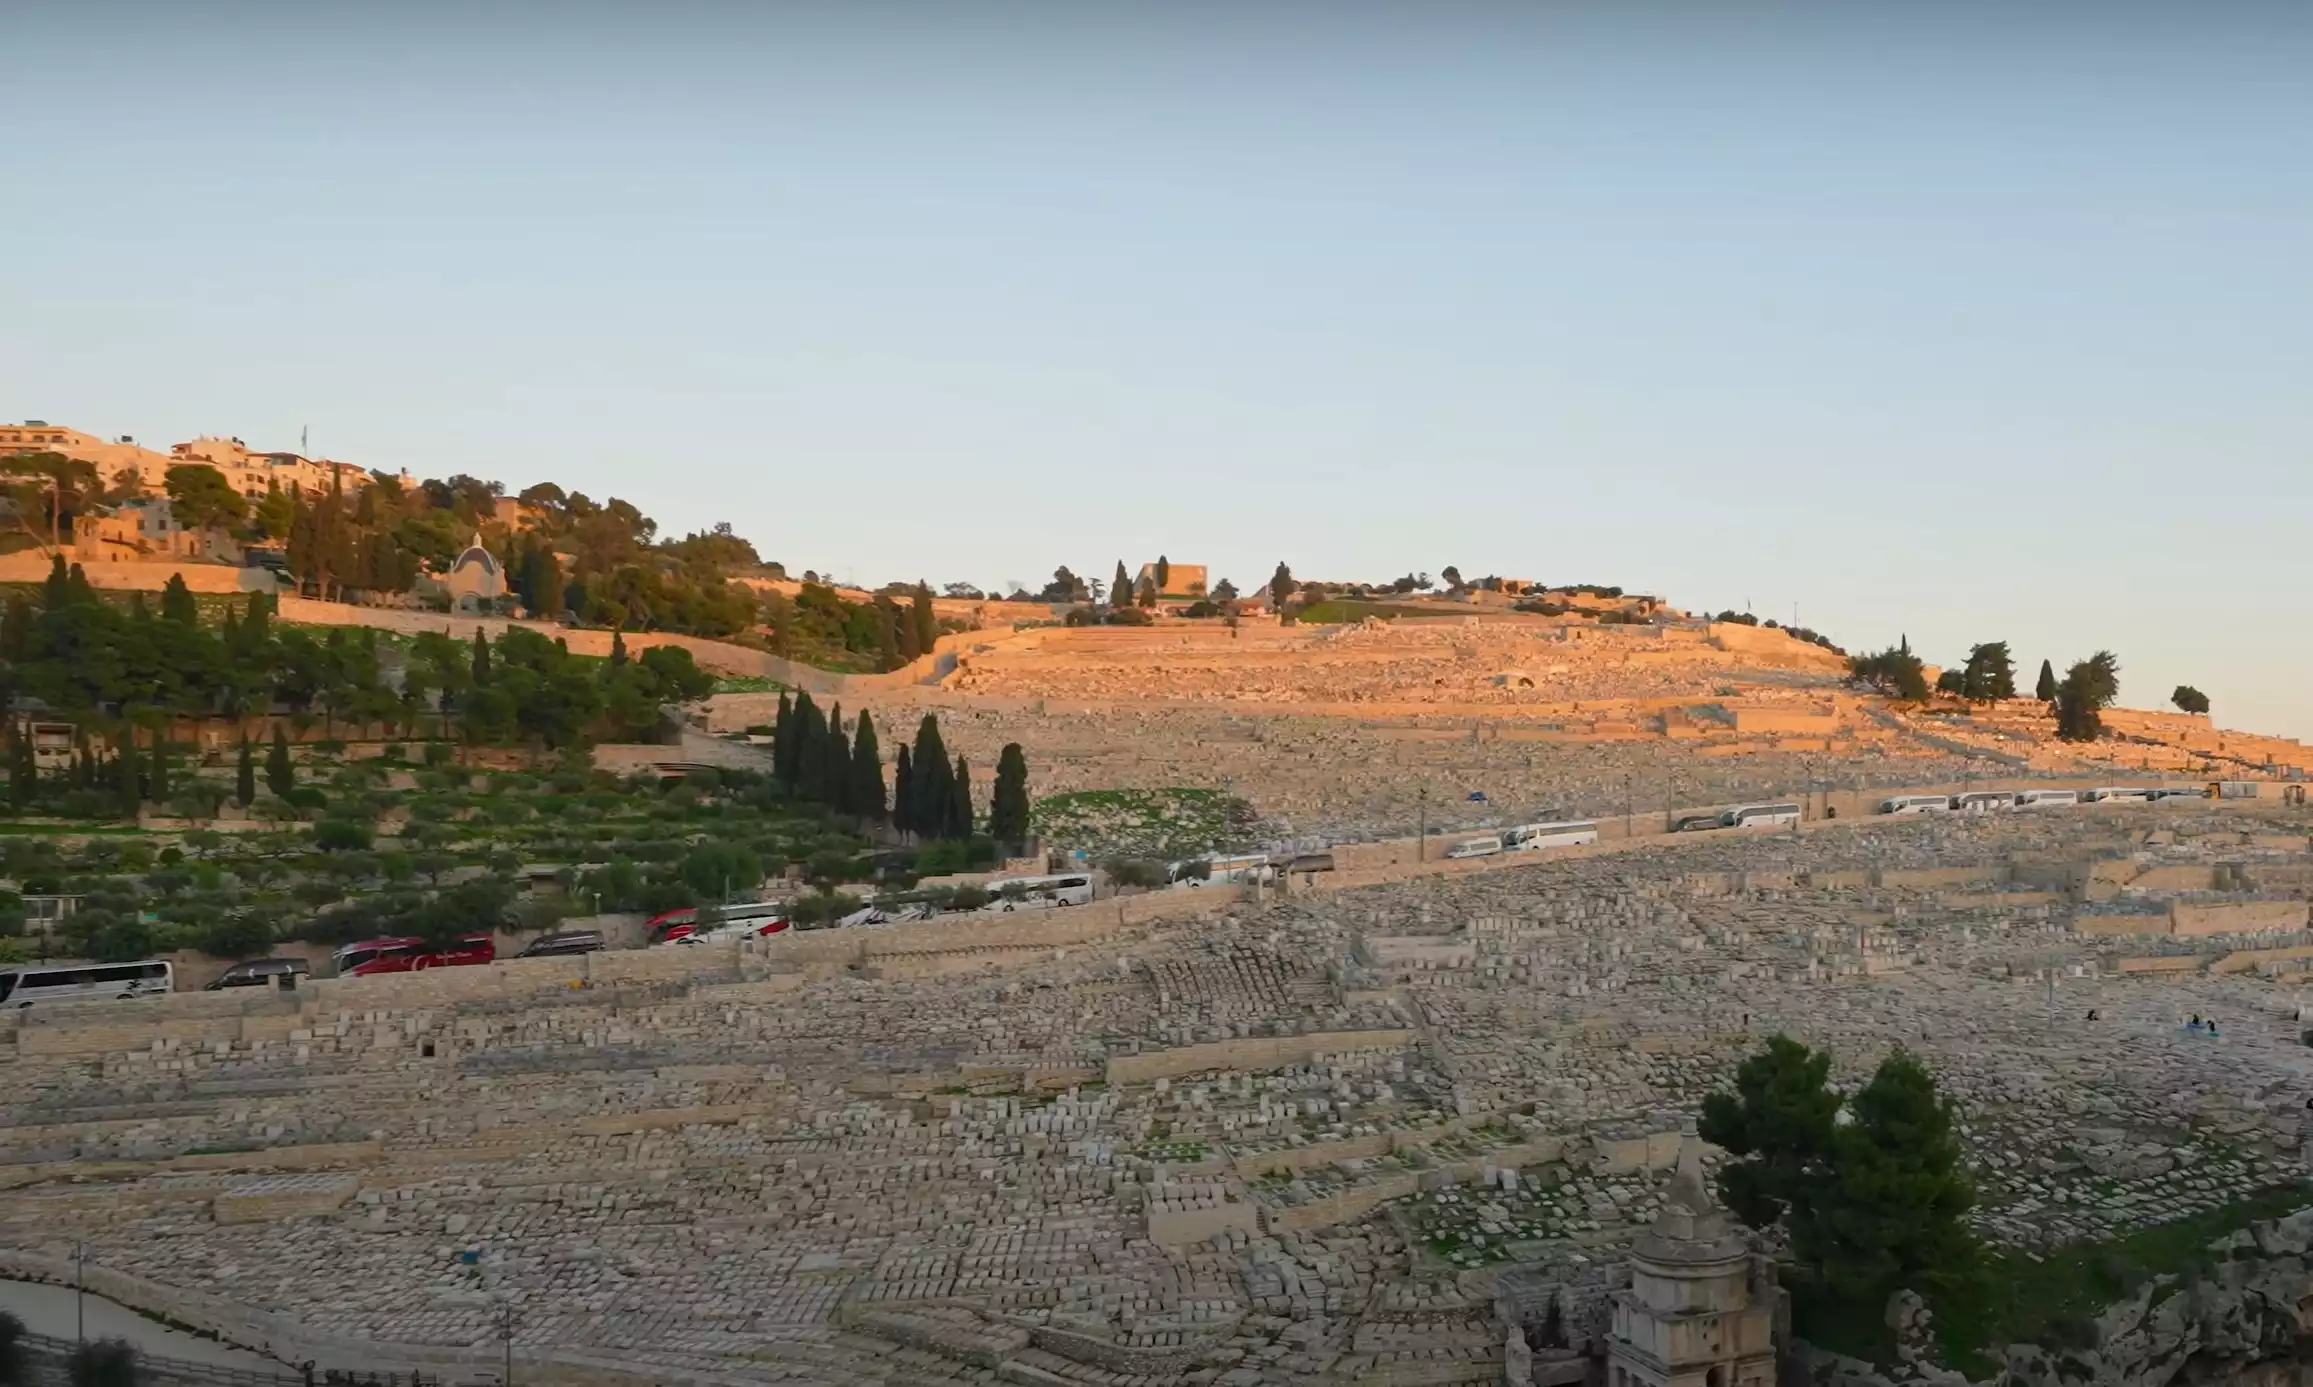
<box><xmin>19</xmin><ymin>1329</ymin><xmax>313</xmax><ymax>1386</ymax></box>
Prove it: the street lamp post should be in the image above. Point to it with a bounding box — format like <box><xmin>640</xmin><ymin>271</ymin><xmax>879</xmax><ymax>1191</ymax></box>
<box><xmin>76</xmin><ymin>1239</ymin><xmax>85</xmax><ymax>1344</ymax></box>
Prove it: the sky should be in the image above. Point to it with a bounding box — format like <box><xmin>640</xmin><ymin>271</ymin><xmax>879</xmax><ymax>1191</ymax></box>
<box><xmin>4</xmin><ymin>2</ymin><xmax>2308</xmax><ymax>738</ymax></box>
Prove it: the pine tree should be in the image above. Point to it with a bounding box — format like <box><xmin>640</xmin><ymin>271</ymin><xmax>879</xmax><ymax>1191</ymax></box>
<box><xmin>772</xmin><ymin>692</ymin><xmax>796</xmax><ymax>784</ymax></box>
<box><xmin>235</xmin><ymin>736</ymin><xmax>256</xmax><ymax>807</ymax></box>
<box><xmin>2035</xmin><ymin>659</ymin><xmax>2058</xmax><ymax>702</ymax></box>
<box><xmin>471</xmin><ymin>628</ymin><xmax>492</xmax><ymax>684</ymax></box>
<box><xmin>948</xmin><ymin>754</ymin><xmax>974</xmax><ymax>839</ymax></box>
<box><xmin>160</xmin><ymin>573</ymin><xmax>199</xmax><ymax>626</ymax></box>
<box><xmin>990</xmin><ymin>743</ymin><xmax>1031</xmax><ymax>852</ymax></box>
<box><xmin>911</xmin><ymin>583</ymin><xmax>937</xmax><ymax>656</ymax></box>
<box><xmin>1699</xmin><ymin>1034</ymin><xmax>1840</xmax><ymax>1230</ymax></box>
<box><xmin>893</xmin><ymin>743</ymin><xmax>916</xmax><ymax>836</ymax></box>
<box><xmin>266</xmin><ymin>726</ymin><xmax>295</xmax><ymax>797</ymax></box>
<box><xmin>852</xmin><ymin>710</ymin><xmax>886</xmax><ymax>823</ymax></box>
<box><xmin>1112</xmin><ymin>561</ymin><xmax>1132</xmax><ymax>609</ymax></box>
<box><xmin>912</xmin><ymin>715</ymin><xmax>952</xmax><ymax>838</ymax></box>
<box><xmin>1791</xmin><ymin>1049</ymin><xmax>1979</xmax><ymax>1319</ymax></box>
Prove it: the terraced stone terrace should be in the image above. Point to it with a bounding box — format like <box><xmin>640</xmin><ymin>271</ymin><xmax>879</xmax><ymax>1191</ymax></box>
<box><xmin>3</xmin><ymin>801</ymin><xmax>2312</xmax><ymax>1384</ymax></box>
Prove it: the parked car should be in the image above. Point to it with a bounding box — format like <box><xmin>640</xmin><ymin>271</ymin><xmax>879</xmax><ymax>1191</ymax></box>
<box><xmin>204</xmin><ymin>957</ymin><xmax>312</xmax><ymax>990</ymax></box>
<box><xmin>516</xmin><ymin>930</ymin><xmax>606</xmax><ymax>959</ymax></box>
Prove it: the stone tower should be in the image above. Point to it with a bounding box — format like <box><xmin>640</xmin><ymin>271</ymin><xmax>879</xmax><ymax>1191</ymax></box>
<box><xmin>1606</xmin><ymin>1128</ymin><xmax>1778</xmax><ymax>1387</ymax></box>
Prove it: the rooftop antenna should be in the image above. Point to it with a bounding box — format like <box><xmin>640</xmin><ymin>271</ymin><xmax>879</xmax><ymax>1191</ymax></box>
<box><xmin>301</xmin><ymin>425</ymin><xmax>309</xmax><ymax>457</ymax></box>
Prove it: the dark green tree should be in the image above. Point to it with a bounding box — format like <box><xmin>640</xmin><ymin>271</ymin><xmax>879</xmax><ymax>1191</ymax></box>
<box><xmin>1111</xmin><ymin>560</ymin><xmax>1133</xmax><ymax>609</ymax></box>
<box><xmin>786</xmin><ymin>692</ymin><xmax>820</xmax><ymax>790</ymax></box>
<box><xmin>235</xmin><ymin>736</ymin><xmax>256</xmax><ymax>807</ymax></box>
<box><xmin>148</xmin><ymin>735</ymin><xmax>170</xmax><ymax>803</ymax></box>
<box><xmin>1934</xmin><ymin>669</ymin><xmax>1966</xmax><ymax>696</ymax></box>
<box><xmin>911</xmin><ymin>582</ymin><xmax>938</xmax><ymax>657</ymax></box>
<box><xmin>772</xmin><ymin>691</ymin><xmax>796</xmax><ymax>784</ymax></box>
<box><xmin>67</xmin><ymin>1335</ymin><xmax>143</xmax><ymax>1387</ymax></box>
<box><xmin>2054</xmin><ymin>651</ymin><xmax>2121</xmax><ymax>742</ymax></box>
<box><xmin>1960</xmin><ymin>641</ymin><xmax>2015</xmax><ymax>700</ymax></box>
<box><xmin>266</xmin><ymin>726</ymin><xmax>295</xmax><ymax>797</ymax></box>
<box><xmin>1847</xmin><ymin>645</ymin><xmax>1929</xmax><ymax>700</ymax></box>
<box><xmin>2172</xmin><ymin>685</ymin><xmax>2210</xmax><ymax>715</ymax></box>
<box><xmin>608</xmin><ymin>627</ymin><xmax>628</xmax><ymax>667</ymax></box>
<box><xmin>159</xmin><ymin>572</ymin><xmax>200</xmax><ymax>626</ymax></box>
<box><xmin>0</xmin><ymin>1306</ymin><xmax>26</xmax><ymax>1385</ymax></box>
<box><xmin>114</xmin><ymin>733</ymin><xmax>140</xmax><ymax>818</ymax></box>
<box><xmin>2035</xmin><ymin>658</ymin><xmax>2058</xmax><ymax>702</ymax></box>
<box><xmin>911</xmin><ymin>715</ymin><xmax>952</xmax><ymax>838</ymax></box>
<box><xmin>893</xmin><ymin>743</ymin><xmax>916</xmax><ymax>836</ymax></box>
<box><xmin>989</xmin><ymin>742</ymin><xmax>1031</xmax><ymax>852</ymax></box>
<box><xmin>6</xmin><ymin>725</ymin><xmax>31</xmax><ymax>810</ymax></box>
<box><xmin>1791</xmin><ymin>1049</ymin><xmax>1980</xmax><ymax>1323</ymax></box>
<box><xmin>1155</xmin><ymin>555</ymin><xmax>1171</xmax><ymax>592</ymax></box>
<box><xmin>1269</xmin><ymin>562</ymin><xmax>1296</xmax><ymax>610</ymax></box>
<box><xmin>1699</xmin><ymin>1034</ymin><xmax>1841</xmax><ymax>1230</ymax></box>
<box><xmin>822</xmin><ymin>702</ymin><xmax>852</xmax><ymax>813</ymax></box>
<box><xmin>948</xmin><ymin>754</ymin><xmax>974</xmax><ymax>839</ymax></box>
<box><xmin>879</xmin><ymin>595</ymin><xmax>909</xmax><ymax>667</ymax></box>
<box><xmin>852</xmin><ymin>710</ymin><xmax>886</xmax><ymax>823</ymax></box>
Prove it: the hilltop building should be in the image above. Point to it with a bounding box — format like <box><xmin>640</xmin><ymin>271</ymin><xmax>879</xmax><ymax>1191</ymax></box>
<box><xmin>1136</xmin><ymin>561</ymin><xmax>1207</xmax><ymax>598</ymax></box>
<box><xmin>2</xmin><ymin>420</ymin><xmax>402</xmax><ymax>504</ymax></box>
<box><xmin>416</xmin><ymin>533</ymin><xmax>508</xmax><ymax>614</ymax></box>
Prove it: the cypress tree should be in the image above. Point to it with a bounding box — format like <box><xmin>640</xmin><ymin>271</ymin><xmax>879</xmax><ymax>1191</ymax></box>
<box><xmin>886</xmin><ymin>597</ymin><xmax>914</xmax><ymax>666</ymax></box>
<box><xmin>533</xmin><ymin>550</ymin><xmax>566</xmax><ymax>620</ymax></box>
<box><xmin>911</xmin><ymin>583</ymin><xmax>938</xmax><ymax>656</ymax></box>
<box><xmin>41</xmin><ymin>554</ymin><xmax>69</xmax><ymax>610</ymax></box>
<box><xmin>1155</xmin><ymin>555</ymin><xmax>1171</xmax><ymax>592</ymax></box>
<box><xmin>266</xmin><ymin>725</ymin><xmax>295</xmax><ymax>797</ymax></box>
<box><xmin>787</xmin><ymin>692</ymin><xmax>819</xmax><ymax>788</ymax></box>
<box><xmin>235</xmin><ymin>736</ymin><xmax>257</xmax><ymax>807</ymax></box>
<box><xmin>772</xmin><ymin>692</ymin><xmax>795</xmax><ymax>784</ymax></box>
<box><xmin>823</xmin><ymin>703</ymin><xmax>851</xmax><ymax>813</ymax></box>
<box><xmin>73</xmin><ymin>728</ymin><xmax>93</xmax><ymax>790</ymax></box>
<box><xmin>948</xmin><ymin>754</ymin><xmax>974</xmax><ymax>840</ymax></box>
<box><xmin>471</xmin><ymin>628</ymin><xmax>492</xmax><ymax>684</ymax></box>
<box><xmin>609</xmin><ymin>627</ymin><xmax>629</xmax><ymax>667</ymax></box>
<box><xmin>6</xmin><ymin>724</ymin><xmax>30</xmax><ymax>810</ymax></box>
<box><xmin>852</xmin><ymin>710</ymin><xmax>886</xmax><ymax>823</ymax></box>
<box><xmin>1111</xmin><ymin>560</ymin><xmax>1132</xmax><ymax>609</ymax></box>
<box><xmin>149</xmin><ymin>734</ymin><xmax>171</xmax><ymax>803</ymax></box>
<box><xmin>115</xmin><ymin>733</ymin><xmax>140</xmax><ymax>818</ymax></box>
<box><xmin>990</xmin><ymin>743</ymin><xmax>1031</xmax><ymax>851</ymax></box>
<box><xmin>161</xmin><ymin>573</ymin><xmax>199</xmax><ymax>626</ymax></box>
<box><xmin>911</xmin><ymin>716</ymin><xmax>951</xmax><ymax>838</ymax></box>
<box><xmin>66</xmin><ymin>563</ymin><xmax>94</xmax><ymax>606</ymax></box>
<box><xmin>2035</xmin><ymin>658</ymin><xmax>2058</xmax><ymax>702</ymax></box>
<box><xmin>893</xmin><ymin>743</ymin><xmax>915</xmax><ymax>836</ymax></box>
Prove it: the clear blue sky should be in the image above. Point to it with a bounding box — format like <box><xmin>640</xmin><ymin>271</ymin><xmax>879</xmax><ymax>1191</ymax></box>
<box><xmin>5</xmin><ymin>4</ymin><xmax>2308</xmax><ymax>738</ymax></box>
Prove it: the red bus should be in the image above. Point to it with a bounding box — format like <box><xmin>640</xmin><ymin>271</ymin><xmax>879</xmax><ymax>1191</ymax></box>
<box><xmin>333</xmin><ymin>934</ymin><xmax>497</xmax><ymax>977</ymax></box>
<box><xmin>647</xmin><ymin>902</ymin><xmax>790</xmax><ymax>945</ymax></box>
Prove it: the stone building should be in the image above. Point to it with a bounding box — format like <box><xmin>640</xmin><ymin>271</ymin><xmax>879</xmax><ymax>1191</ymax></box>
<box><xmin>419</xmin><ymin>533</ymin><xmax>508</xmax><ymax>614</ymax></box>
<box><xmin>1607</xmin><ymin>1130</ymin><xmax>1779</xmax><ymax>1387</ymax></box>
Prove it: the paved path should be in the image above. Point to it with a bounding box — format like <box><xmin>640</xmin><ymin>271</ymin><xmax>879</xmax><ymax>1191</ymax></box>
<box><xmin>0</xmin><ymin>1277</ymin><xmax>287</xmax><ymax>1370</ymax></box>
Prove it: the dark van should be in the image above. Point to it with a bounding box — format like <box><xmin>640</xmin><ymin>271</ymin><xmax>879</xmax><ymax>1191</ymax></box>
<box><xmin>204</xmin><ymin>957</ymin><xmax>312</xmax><ymax>990</ymax></box>
<box><xmin>517</xmin><ymin>930</ymin><xmax>607</xmax><ymax>959</ymax></box>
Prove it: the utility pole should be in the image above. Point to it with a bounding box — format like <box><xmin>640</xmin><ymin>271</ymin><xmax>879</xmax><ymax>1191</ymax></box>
<box><xmin>1416</xmin><ymin>794</ymin><xmax>1427</xmax><ymax>863</ymax></box>
<box><xmin>76</xmin><ymin>1239</ymin><xmax>85</xmax><ymax>1343</ymax></box>
<box><xmin>497</xmin><ymin>1301</ymin><xmax>521</xmax><ymax>1386</ymax></box>
<box><xmin>1624</xmin><ymin>775</ymin><xmax>1633</xmax><ymax>840</ymax></box>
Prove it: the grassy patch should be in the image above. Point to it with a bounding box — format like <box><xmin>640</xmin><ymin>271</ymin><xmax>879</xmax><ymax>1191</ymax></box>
<box><xmin>1295</xmin><ymin>599</ymin><xmax>1462</xmax><ymax>624</ymax></box>
<box><xmin>1031</xmin><ymin>787</ymin><xmax>1260</xmax><ymax>859</ymax></box>
<box><xmin>712</xmin><ymin>674</ymin><xmax>789</xmax><ymax>695</ymax></box>
<box><xmin>1814</xmin><ymin>1183</ymin><xmax>2313</xmax><ymax>1374</ymax></box>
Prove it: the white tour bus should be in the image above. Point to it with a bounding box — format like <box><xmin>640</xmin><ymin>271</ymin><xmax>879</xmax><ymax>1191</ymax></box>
<box><xmin>1168</xmin><ymin>854</ymin><xmax>1276</xmax><ymax>888</ymax></box>
<box><xmin>0</xmin><ymin>960</ymin><xmax>173</xmax><ymax>1009</ymax></box>
<box><xmin>981</xmin><ymin>874</ymin><xmax>1096</xmax><ymax>910</ymax></box>
<box><xmin>1952</xmin><ymin>791</ymin><xmax>2018</xmax><ymax>813</ymax></box>
<box><xmin>1877</xmin><ymin>795</ymin><xmax>1954</xmax><ymax>816</ymax></box>
<box><xmin>2013</xmin><ymin>789</ymin><xmax>2080</xmax><ymax>809</ymax></box>
<box><xmin>1445</xmin><ymin>834</ymin><xmax>1504</xmax><ymax>859</ymax></box>
<box><xmin>1718</xmin><ymin>803</ymin><xmax>1801</xmax><ymax>830</ymax></box>
<box><xmin>1505</xmin><ymin>821</ymin><xmax>1600</xmax><ymax>852</ymax></box>
<box><xmin>2083</xmin><ymin>787</ymin><xmax>2155</xmax><ymax>803</ymax></box>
